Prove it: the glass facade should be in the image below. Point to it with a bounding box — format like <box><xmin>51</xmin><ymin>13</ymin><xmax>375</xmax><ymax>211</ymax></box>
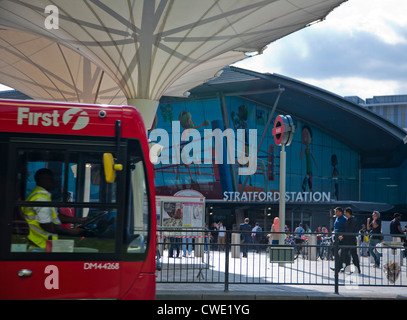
<box><xmin>362</xmin><ymin>158</ymin><xmax>407</xmax><ymax>205</ymax></box>
<box><xmin>151</xmin><ymin>96</ymin><xmax>361</xmax><ymax>202</ymax></box>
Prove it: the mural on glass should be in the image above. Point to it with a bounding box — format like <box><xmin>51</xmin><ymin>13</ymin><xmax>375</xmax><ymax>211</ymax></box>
<box><xmin>151</xmin><ymin>97</ymin><xmax>359</xmax><ymax>202</ymax></box>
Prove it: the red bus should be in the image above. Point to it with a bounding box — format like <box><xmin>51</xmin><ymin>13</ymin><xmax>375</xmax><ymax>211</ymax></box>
<box><xmin>0</xmin><ymin>99</ymin><xmax>156</xmax><ymax>299</ymax></box>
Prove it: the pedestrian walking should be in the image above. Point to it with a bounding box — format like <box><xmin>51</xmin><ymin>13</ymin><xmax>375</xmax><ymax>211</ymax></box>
<box><xmin>211</xmin><ymin>222</ymin><xmax>218</xmax><ymax>250</ymax></box>
<box><xmin>269</xmin><ymin>217</ymin><xmax>280</xmax><ymax>245</ymax></box>
<box><xmin>239</xmin><ymin>218</ymin><xmax>252</xmax><ymax>257</ymax></box>
<box><xmin>359</xmin><ymin>224</ymin><xmax>369</xmax><ymax>257</ymax></box>
<box><xmin>390</xmin><ymin>213</ymin><xmax>404</xmax><ymax>241</ymax></box>
<box><xmin>330</xmin><ymin>207</ymin><xmax>347</xmax><ymax>274</ymax></box>
<box><xmin>217</xmin><ymin>221</ymin><xmax>226</xmax><ymax>251</ymax></box>
<box><xmin>367</xmin><ymin>210</ymin><xmax>383</xmax><ymax>268</ymax></box>
<box><xmin>294</xmin><ymin>223</ymin><xmax>305</xmax><ymax>257</ymax></box>
<box><xmin>182</xmin><ymin>236</ymin><xmax>193</xmax><ymax>257</ymax></box>
<box><xmin>251</xmin><ymin>223</ymin><xmax>262</xmax><ymax>252</ymax></box>
<box><xmin>338</xmin><ymin>207</ymin><xmax>361</xmax><ymax>273</ymax></box>
<box><xmin>315</xmin><ymin>226</ymin><xmax>323</xmax><ymax>259</ymax></box>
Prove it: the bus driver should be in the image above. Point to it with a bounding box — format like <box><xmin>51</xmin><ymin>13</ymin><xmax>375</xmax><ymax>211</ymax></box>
<box><xmin>22</xmin><ymin>168</ymin><xmax>86</xmax><ymax>248</ymax></box>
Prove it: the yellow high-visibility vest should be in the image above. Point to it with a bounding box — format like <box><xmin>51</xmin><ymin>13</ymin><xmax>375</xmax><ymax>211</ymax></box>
<box><xmin>22</xmin><ymin>186</ymin><xmax>59</xmax><ymax>248</ymax></box>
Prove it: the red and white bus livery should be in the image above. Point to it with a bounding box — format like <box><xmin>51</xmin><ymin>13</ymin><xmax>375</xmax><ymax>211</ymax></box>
<box><xmin>0</xmin><ymin>99</ymin><xmax>156</xmax><ymax>299</ymax></box>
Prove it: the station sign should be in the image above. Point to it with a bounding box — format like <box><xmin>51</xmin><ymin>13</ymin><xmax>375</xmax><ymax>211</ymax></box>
<box><xmin>223</xmin><ymin>191</ymin><xmax>331</xmax><ymax>202</ymax></box>
<box><xmin>272</xmin><ymin>115</ymin><xmax>295</xmax><ymax>146</ymax></box>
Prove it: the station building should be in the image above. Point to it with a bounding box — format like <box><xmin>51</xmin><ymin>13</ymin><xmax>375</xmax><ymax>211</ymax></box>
<box><xmin>151</xmin><ymin>67</ymin><xmax>407</xmax><ymax>232</ymax></box>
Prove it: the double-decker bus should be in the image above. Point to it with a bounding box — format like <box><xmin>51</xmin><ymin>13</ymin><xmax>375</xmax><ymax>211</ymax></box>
<box><xmin>0</xmin><ymin>99</ymin><xmax>156</xmax><ymax>299</ymax></box>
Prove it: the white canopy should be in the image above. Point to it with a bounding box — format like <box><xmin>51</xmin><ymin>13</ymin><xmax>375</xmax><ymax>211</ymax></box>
<box><xmin>0</xmin><ymin>0</ymin><xmax>346</xmax><ymax>128</ymax></box>
<box><xmin>0</xmin><ymin>30</ymin><xmax>126</xmax><ymax>105</ymax></box>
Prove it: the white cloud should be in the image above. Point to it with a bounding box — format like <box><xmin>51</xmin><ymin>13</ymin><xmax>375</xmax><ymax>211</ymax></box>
<box><xmin>314</xmin><ymin>0</ymin><xmax>407</xmax><ymax>44</ymax></box>
<box><xmin>235</xmin><ymin>0</ymin><xmax>407</xmax><ymax>99</ymax></box>
<box><xmin>300</xmin><ymin>77</ymin><xmax>402</xmax><ymax>100</ymax></box>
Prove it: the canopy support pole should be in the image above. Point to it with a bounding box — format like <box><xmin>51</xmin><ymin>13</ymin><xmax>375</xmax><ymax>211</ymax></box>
<box><xmin>127</xmin><ymin>98</ymin><xmax>159</xmax><ymax>130</ymax></box>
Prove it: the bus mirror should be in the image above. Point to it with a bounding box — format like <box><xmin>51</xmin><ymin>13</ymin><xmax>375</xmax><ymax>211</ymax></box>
<box><xmin>103</xmin><ymin>153</ymin><xmax>123</xmax><ymax>183</ymax></box>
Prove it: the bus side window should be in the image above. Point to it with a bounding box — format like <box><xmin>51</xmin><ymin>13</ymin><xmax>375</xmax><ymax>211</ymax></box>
<box><xmin>126</xmin><ymin>153</ymin><xmax>149</xmax><ymax>255</ymax></box>
<box><xmin>10</xmin><ymin>153</ymin><xmax>30</xmax><ymax>239</ymax></box>
<box><xmin>10</xmin><ymin>178</ymin><xmax>30</xmax><ymax>250</ymax></box>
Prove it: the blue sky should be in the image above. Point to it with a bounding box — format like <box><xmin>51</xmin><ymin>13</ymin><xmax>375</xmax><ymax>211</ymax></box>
<box><xmin>234</xmin><ymin>0</ymin><xmax>407</xmax><ymax>101</ymax></box>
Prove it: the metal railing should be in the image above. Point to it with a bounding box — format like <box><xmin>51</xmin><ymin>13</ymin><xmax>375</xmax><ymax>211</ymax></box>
<box><xmin>156</xmin><ymin>229</ymin><xmax>407</xmax><ymax>294</ymax></box>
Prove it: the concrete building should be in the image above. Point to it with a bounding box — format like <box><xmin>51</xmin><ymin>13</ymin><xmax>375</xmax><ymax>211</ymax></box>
<box><xmin>346</xmin><ymin>94</ymin><xmax>407</xmax><ymax>131</ymax></box>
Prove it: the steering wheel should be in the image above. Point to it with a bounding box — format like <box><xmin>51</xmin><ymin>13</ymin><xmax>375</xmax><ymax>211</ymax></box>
<box><xmin>82</xmin><ymin>211</ymin><xmax>111</xmax><ymax>237</ymax></box>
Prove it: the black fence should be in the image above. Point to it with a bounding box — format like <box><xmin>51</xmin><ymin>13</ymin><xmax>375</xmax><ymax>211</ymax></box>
<box><xmin>156</xmin><ymin>229</ymin><xmax>407</xmax><ymax>294</ymax></box>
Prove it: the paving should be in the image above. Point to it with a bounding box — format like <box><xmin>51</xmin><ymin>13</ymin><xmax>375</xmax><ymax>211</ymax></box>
<box><xmin>156</xmin><ymin>248</ymin><xmax>407</xmax><ymax>300</ymax></box>
<box><xmin>156</xmin><ymin>283</ymin><xmax>407</xmax><ymax>300</ymax></box>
